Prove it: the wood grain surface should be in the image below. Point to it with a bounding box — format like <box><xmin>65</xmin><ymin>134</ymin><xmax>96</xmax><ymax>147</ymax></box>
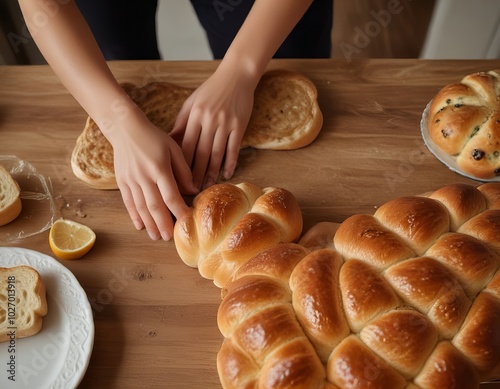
<box><xmin>1</xmin><ymin>59</ymin><xmax>500</xmax><ymax>388</ymax></box>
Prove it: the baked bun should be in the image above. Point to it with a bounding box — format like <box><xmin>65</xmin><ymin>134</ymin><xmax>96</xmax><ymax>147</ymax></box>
<box><xmin>211</xmin><ymin>182</ymin><xmax>500</xmax><ymax>388</ymax></box>
<box><xmin>427</xmin><ymin>70</ymin><xmax>500</xmax><ymax>179</ymax></box>
<box><xmin>240</xmin><ymin>69</ymin><xmax>323</xmax><ymax>150</ymax></box>
<box><xmin>71</xmin><ymin>70</ymin><xmax>322</xmax><ymax>189</ymax></box>
<box><xmin>173</xmin><ymin>182</ymin><xmax>303</xmax><ymax>288</ymax></box>
<box><xmin>0</xmin><ymin>164</ymin><xmax>22</xmax><ymax>226</ymax></box>
<box><xmin>217</xmin><ymin>243</ymin><xmax>327</xmax><ymax>389</ymax></box>
<box><xmin>0</xmin><ymin>266</ymin><xmax>48</xmax><ymax>342</ymax></box>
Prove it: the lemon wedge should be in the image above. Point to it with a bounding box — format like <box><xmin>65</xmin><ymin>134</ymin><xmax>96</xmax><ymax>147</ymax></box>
<box><xmin>49</xmin><ymin>218</ymin><xmax>96</xmax><ymax>260</ymax></box>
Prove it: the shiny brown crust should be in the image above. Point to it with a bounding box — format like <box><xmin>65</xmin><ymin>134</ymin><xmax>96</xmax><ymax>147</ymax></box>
<box><xmin>427</xmin><ymin>70</ymin><xmax>500</xmax><ymax>179</ymax></box>
<box><xmin>217</xmin><ymin>243</ymin><xmax>325</xmax><ymax>389</ymax></box>
<box><xmin>359</xmin><ymin>310</ymin><xmax>438</xmax><ymax>377</ymax></box>
<box><xmin>173</xmin><ymin>182</ymin><xmax>302</xmax><ymax>288</ymax></box>
<box><xmin>71</xmin><ymin>70</ymin><xmax>322</xmax><ymax>189</ymax></box>
<box><xmin>373</xmin><ymin>196</ymin><xmax>450</xmax><ymax>255</ymax></box>
<box><xmin>327</xmin><ymin>335</ymin><xmax>407</xmax><ymax>389</ymax></box>
<box><xmin>428</xmin><ymin>183</ymin><xmax>487</xmax><ymax>230</ymax></box>
<box><xmin>415</xmin><ymin>341</ymin><xmax>480</xmax><ymax>389</ymax></box>
<box><xmin>333</xmin><ymin>214</ymin><xmax>415</xmax><ymax>269</ymax></box>
<box><xmin>290</xmin><ymin>249</ymin><xmax>349</xmax><ymax>363</ymax></box>
<box><xmin>338</xmin><ymin>259</ymin><xmax>399</xmax><ymax>332</ymax></box>
<box><xmin>201</xmin><ymin>183</ymin><xmax>500</xmax><ymax>388</ymax></box>
<box><xmin>478</xmin><ymin>182</ymin><xmax>500</xmax><ymax>208</ymax></box>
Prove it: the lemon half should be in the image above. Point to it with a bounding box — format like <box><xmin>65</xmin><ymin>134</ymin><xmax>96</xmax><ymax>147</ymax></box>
<box><xmin>49</xmin><ymin>219</ymin><xmax>96</xmax><ymax>260</ymax></box>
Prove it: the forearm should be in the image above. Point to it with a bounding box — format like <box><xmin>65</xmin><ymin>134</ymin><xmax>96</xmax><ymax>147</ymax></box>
<box><xmin>219</xmin><ymin>0</ymin><xmax>313</xmax><ymax>83</ymax></box>
<box><xmin>18</xmin><ymin>0</ymin><xmax>141</xmax><ymax>139</ymax></box>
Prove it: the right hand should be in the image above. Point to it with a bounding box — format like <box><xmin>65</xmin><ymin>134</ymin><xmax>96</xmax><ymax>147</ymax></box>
<box><xmin>170</xmin><ymin>64</ymin><xmax>257</xmax><ymax>191</ymax></box>
<box><xmin>108</xmin><ymin>111</ymin><xmax>198</xmax><ymax>241</ymax></box>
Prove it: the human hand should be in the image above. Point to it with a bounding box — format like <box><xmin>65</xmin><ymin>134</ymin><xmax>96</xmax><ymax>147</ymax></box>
<box><xmin>110</xmin><ymin>112</ymin><xmax>198</xmax><ymax>240</ymax></box>
<box><xmin>170</xmin><ymin>66</ymin><xmax>258</xmax><ymax>190</ymax></box>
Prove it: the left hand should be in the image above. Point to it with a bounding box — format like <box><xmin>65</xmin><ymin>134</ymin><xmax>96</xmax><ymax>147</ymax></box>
<box><xmin>170</xmin><ymin>65</ymin><xmax>258</xmax><ymax>190</ymax></box>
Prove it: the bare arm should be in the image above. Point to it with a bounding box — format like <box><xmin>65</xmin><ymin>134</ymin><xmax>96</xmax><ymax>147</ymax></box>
<box><xmin>172</xmin><ymin>0</ymin><xmax>314</xmax><ymax>189</ymax></box>
<box><xmin>18</xmin><ymin>0</ymin><xmax>196</xmax><ymax>241</ymax></box>
<box><xmin>20</xmin><ymin>0</ymin><xmax>128</xmax><ymax>129</ymax></box>
<box><xmin>223</xmin><ymin>0</ymin><xmax>314</xmax><ymax>79</ymax></box>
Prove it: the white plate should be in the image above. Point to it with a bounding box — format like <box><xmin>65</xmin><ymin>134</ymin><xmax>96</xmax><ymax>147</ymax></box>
<box><xmin>420</xmin><ymin>101</ymin><xmax>500</xmax><ymax>183</ymax></box>
<box><xmin>0</xmin><ymin>248</ymin><xmax>94</xmax><ymax>389</ymax></box>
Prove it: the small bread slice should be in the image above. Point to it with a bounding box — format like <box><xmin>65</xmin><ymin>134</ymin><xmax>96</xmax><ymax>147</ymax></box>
<box><xmin>0</xmin><ymin>266</ymin><xmax>48</xmax><ymax>342</ymax></box>
<box><xmin>0</xmin><ymin>165</ymin><xmax>22</xmax><ymax>226</ymax></box>
<box><xmin>241</xmin><ymin>69</ymin><xmax>323</xmax><ymax>150</ymax></box>
<box><xmin>71</xmin><ymin>70</ymin><xmax>323</xmax><ymax>190</ymax></box>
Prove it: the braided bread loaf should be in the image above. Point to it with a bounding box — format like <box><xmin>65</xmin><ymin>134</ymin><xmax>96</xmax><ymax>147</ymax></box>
<box><xmin>427</xmin><ymin>70</ymin><xmax>500</xmax><ymax>179</ymax></box>
<box><xmin>213</xmin><ymin>182</ymin><xmax>500</xmax><ymax>388</ymax></box>
<box><xmin>173</xmin><ymin>182</ymin><xmax>302</xmax><ymax>288</ymax></box>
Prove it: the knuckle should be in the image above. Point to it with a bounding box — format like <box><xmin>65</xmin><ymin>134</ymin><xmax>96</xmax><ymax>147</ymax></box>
<box><xmin>212</xmin><ymin>142</ymin><xmax>226</xmax><ymax>155</ymax></box>
<box><xmin>196</xmin><ymin>149</ymin><xmax>211</xmax><ymax>162</ymax></box>
<box><xmin>135</xmin><ymin>203</ymin><xmax>149</xmax><ymax>214</ymax></box>
<box><xmin>146</xmin><ymin>200</ymin><xmax>163</xmax><ymax>214</ymax></box>
<box><xmin>162</xmin><ymin>192</ymin><xmax>179</xmax><ymax>206</ymax></box>
<box><xmin>183</xmin><ymin>137</ymin><xmax>198</xmax><ymax>152</ymax></box>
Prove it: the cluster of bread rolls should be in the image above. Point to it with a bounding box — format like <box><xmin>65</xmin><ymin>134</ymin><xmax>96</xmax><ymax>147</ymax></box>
<box><xmin>173</xmin><ymin>182</ymin><xmax>303</xmax><ymax>288</ymax></box>
<box><xmin>427</xmin><ymin>70</ymin><xmax>500</xmax><ymax>179</ymax></box>
<box><xmin>173</xmin><ymin>182</ymin><xmax>500</xmax><ymax>388</ymax></box>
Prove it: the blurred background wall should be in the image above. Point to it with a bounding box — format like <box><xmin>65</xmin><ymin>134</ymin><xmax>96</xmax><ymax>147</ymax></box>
<box><xmin>1</xmin><ymin>0</ymin><xmax>499</xmax><ymax>65</ymax></box>
<box><xmin>331</xmin><ymin>0</ymin><xmax>500</xmax><ymax>61</ymax></box>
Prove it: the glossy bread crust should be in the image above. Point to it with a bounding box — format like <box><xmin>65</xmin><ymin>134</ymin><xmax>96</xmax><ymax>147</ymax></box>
<box><xmin>173</xmin><ymin>182</ymin><xmax>303</xmax><ymax>288</ymax></box>
<box><xmin>427</xmin><ymin>70</ymin><xmax>500</xmax><ymax>179</ymax></box>
<box><xmin>182</xmin><ymin>182</ymin><xmax>500</xmax><ymax>388</ymax></box>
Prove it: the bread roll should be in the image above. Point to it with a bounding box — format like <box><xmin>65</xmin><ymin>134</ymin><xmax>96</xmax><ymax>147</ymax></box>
<box><xmin>208</xmin><ymin>182</ymin><xmax>500</xmax><ymax>388</ymax></box>
<box><xmin>415</xmin><ymin>341</ymin><xmax>480</xmax><ymax>389</ymax></box>
<box><xmin>427</xmin><ymin>70</ymin><xmax>500</xmax><ymax>179</ymax></box>
<box><xmin>290</xmin><ymin>249</ymin><xmax>349</xmax><ymax>363</ymax></box>
<box><xmin>240</xmin><ymin>69</ymin><xmax>323</xmax><ymax>150</ymax></box>
<box><xmin>218</xmin><ymin>243</ymin><xmax>326</xmax><ymax>389</ymax></box>
<box><xmin>0</xmin><ymin>165</ymin><xmax>22</xmax><ymax>226</ymax></box>
<box><xmin>173</xmin><ymin>182</ymin><xmax>302</xmax><ymax>288</ymax></box>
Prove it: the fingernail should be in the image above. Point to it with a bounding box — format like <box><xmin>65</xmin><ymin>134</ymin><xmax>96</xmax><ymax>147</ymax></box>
<box><xmin>133</xmin><ymin>220</ymin><xmax>143</xmax><ymax>230</ymax></box>
<box><xmin>161</xmin><ymin>231</ymin><xmax>172</xmax><ymax>241</ymax></box>
<box><xmin>147</xmin><ymin>229</ymin><xmax>160</xmax><ymax>240</ymax></box>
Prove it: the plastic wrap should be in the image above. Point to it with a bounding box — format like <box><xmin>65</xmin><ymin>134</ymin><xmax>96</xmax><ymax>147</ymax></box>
<box><xmin>0</xmin><ymin>155</ymin><xmax>56</xmax><ymax>242</ymax></box>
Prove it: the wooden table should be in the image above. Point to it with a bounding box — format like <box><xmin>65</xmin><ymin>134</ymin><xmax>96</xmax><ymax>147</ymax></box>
<box><xmin>1</xmin><ymin>59</ymin><xmax>499</xmax><ymax>388</ymax></box>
